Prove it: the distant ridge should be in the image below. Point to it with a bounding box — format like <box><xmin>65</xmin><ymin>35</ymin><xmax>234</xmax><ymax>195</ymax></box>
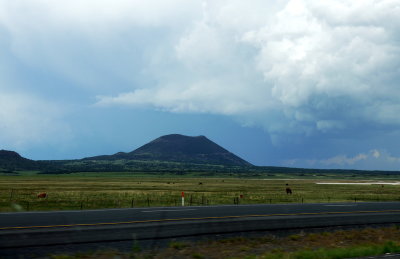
<box><xmin>3</xmin><ymin>144</ymin><xmax>400</xmax><ymax>176</ymax></box>
<box><xmin>85</xmin><ymin>134</ymin><xmax>251</xmax><ymax>166</ymax></box>
<box><xmin>0</xmin><ymin>150</ymin><xmax>38</xmax><ymax>170</ymax></box>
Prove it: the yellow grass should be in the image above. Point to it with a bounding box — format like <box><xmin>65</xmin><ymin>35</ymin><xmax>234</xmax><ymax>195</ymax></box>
<box><xmin>0</xmin><ymin>174</ymin><xmax>399</xmax><ymax>212</ymax></box>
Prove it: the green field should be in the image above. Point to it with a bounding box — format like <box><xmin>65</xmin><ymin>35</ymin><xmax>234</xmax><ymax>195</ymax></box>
<box><xmin>1</xmin><ymin>172</ymin><xmax>400</xmax><ymax>212</ymax></box>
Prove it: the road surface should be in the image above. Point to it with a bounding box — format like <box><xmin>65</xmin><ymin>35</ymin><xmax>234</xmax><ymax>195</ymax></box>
<box><xmin>1</xmin><ymin>202</ymin><xmax>400</xmax><ymax>257</ymax></box>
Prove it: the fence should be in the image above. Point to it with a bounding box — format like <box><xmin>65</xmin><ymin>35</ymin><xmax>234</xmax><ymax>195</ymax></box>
<box><xmin>2</xmin><ymin>190</ymin><xmax>400</xmax><ymax>212</ymax></box>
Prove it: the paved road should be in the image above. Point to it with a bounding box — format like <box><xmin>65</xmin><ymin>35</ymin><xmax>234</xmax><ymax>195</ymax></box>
<box><xmin>1</xmin><ymin>202</ymin><xmax>400</xmax><ymax>257</ymax></box>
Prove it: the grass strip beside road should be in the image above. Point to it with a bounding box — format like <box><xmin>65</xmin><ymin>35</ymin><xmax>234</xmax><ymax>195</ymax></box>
<box><xmin>49</xmin><ymin>226</ymin><xmax>400</xmax><ymax>259</ymax></box>
<box><xmin>261</xmin><ymin>242</ymin><xmax>400</xmax><ymax>259</ymax></box>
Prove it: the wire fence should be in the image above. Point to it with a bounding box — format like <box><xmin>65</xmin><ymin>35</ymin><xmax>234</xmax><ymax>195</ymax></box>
<box><xmin>2</xmin><ymin>189</ymin><xmax>400</xmax><ymax>212</ymax></box>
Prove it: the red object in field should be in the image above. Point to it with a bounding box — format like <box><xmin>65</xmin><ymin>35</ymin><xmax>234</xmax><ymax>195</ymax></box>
<box><xmin>37</xmin><ymin>192</ymin><xmax>47</xmax><ymax>198</ymax></box>
<box><xmin>240</xmin><ymin>195</ymin><xmax>243</xmax><ymax>199</ymax></box>
<box><xmin>181</xmin><ymin>192</ymin><xmax>185</xmax><ymax>197</ymax></box>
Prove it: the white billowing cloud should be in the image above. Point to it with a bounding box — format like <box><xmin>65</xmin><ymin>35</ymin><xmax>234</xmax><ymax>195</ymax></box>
<box><xmin>98</xmin><ymin>78</ymin><xmax>272</xmax><ymax>115</ymax></box>
<box><xmin>243</xmin><ymin>0</ymin><xmax>400</xmax><ymax>129</ymax></box>
<box><xmin>372</xmin><ymin>149</ymin><xmax>381</xmax><ymax>159</ymax></box>
<box><xmin>96</xmin><ymin>0</ymin><xmax>400</xmax><ymax>138</ymax></box>
<box><xmin>284</xmin><ymin>149</ymin><xmax>400</xmax><ymax>170</ymax></box>
<box><xmin>311</xmin><ymin>153</ymin><xmax>368</xmax><ymax>167</ymax></box>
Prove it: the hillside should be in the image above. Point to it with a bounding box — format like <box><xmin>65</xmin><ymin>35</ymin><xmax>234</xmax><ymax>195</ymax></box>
<box><xmin>85</xmin><ymin>134</ymin><xmax>251</xmax><ymax>166</ymax></box>
<box><xmin>0</xmin><ymin>150</ymin><xmax>39</xmax><ymax>171</ymax></box>
<box><xmin>2</xmin><ymin>135</ymin><xmax>400</xmax><ymax>177</ymax></box>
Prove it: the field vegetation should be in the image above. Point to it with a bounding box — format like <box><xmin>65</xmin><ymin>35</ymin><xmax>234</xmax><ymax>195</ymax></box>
<box><xmin>0</xmin><ymin>172</ymin><xmax>399</xmax><ymax>212</ymax></box>
<box><xmin>50</xmin><ymin>226</ymin><xmax>400</xmax><ymax>258</ymax></box>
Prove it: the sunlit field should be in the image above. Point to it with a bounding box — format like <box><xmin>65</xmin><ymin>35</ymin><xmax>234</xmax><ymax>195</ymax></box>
<box><xmin>1</xmin><ymin>172</ymin><xmax>400</xmax><ymax>212</ymax></box>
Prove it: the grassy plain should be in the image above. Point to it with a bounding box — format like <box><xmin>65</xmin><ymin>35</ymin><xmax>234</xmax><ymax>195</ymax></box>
<box><xmin>0</xmin><ymin>171</ymin><xmax>400</xmax><ymax>212</ymax></box>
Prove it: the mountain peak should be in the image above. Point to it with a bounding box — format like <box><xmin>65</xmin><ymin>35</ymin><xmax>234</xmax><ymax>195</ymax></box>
<box><xmin>86</xmin><ymin>134</ymin><xmax>251</xmax><ymax>166</ymax></box>
<box><xmin>0</xmin><ymin>150</ymin><xmax>23</xmax><ymax>159</ymax></box>
<box><xmin>155</xmin><ymin>134</ymin><xmax>207</xmax><ymax>142</ymax></box>
<box><xmin>141</xmin><ymin>134</ymin><xmax>229</xmax><ymax>155</ymax></box>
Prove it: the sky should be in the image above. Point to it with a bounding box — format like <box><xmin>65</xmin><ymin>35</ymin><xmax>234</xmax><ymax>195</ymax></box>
<box><xmin>1</xmin><ymin>0</ymin><xmax>400</xmax><ymax>170</ymax></box>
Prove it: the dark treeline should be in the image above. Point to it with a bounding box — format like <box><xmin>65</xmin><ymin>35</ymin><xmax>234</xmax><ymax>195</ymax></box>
<box><xmin>34</xmin><ymin>160</ymin><xmax>400</xmax><ymax>177</ymax></box>
<box><xmin>37</xmin><ymin>159</ymin><xmax>251</xmax><ymax>175</ymax></box>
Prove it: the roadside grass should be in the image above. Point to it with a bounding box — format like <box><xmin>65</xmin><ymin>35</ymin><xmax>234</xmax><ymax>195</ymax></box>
<box><xmin>0</xmin><ymin>173</ymin><xmax>400</xmax><ymax>212</ymax></box>
<box><xmin>49</xmin><ymin>226</ymin><xmax>400</xmax><ymax>259</ymax></box>
<box><xmin>259</xmin><ymin>241</ymin><xmax>400</xmax><ymax>259</ymax></box>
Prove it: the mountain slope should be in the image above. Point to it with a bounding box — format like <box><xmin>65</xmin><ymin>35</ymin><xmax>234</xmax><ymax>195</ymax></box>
<box><xmin>86</xmin><ymin>134</ymin><xmax>251</xmax><ymax>166</ymax></box>
<box><xmin>0</xmin><ymin>150</ymin><xmax>39</xmax><ymax>170</ymax></box>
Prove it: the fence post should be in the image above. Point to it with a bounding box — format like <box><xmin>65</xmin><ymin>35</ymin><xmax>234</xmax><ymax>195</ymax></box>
<box><xmin>131</xmin><ymin>199</ymin><xmax>134</xmax><ymax>208</ymax></box>
<box><xmin>26</xmin><ymin>201</ymin><xmax>29</xmax><ymax>211</ymax></box>
<box><xmin>189</xmin><ymin>195</ymin><xmax>193</xmax><ymax>206</ymax></box>
<box><xmin>80</xmin><ymin>201</ymin><xmax>83</xmax><ymax>210</ymax></box>
<box><xmin>301</xmin><ymin>198</ymin><xmax>304</xmax><ymax>204</ymax></box>
<box><xmin>269</xmin><ymin>199</ymin><xmax>272</xmax><ymax>204</ymax></box>
<box><xmin>147</xmin><ymin>196</ymin><xmax>150</xmax><ymax>207</ymax></box>
<box><xmin>9</xmin><ymin>189</ymin><xmax>14</xmax><ymax>201</ymax></box>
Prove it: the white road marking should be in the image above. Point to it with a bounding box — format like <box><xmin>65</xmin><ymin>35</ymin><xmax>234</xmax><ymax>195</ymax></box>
<box><xmin>141</xmin><ymin>209</ymin><xmax>197</xmax><ymax>213</ymax></box>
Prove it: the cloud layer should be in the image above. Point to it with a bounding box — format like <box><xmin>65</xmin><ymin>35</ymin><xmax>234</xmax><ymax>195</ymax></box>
<box><xmin>96</xmin><ymin>0</ymin><xmax>400</xmax><ymax>139</ymax></box>
<box><xmin>0</xmin><ymin>89</ymin><xmax>70</xmax><ymax>149</ymax></box>
<box><xmin>3</xmin><ymin>0</ymin><xmax>399</xmax><ymax>134</ymax></box>
<box><xmin>1</xmin><ymin>0</ymin><xmax>400</xmax><ymax>168</ymax></box>
<box><xmin>284</xmin><ymin>149</ymin><xmax>400</xmax><ymax>170</ymax></box>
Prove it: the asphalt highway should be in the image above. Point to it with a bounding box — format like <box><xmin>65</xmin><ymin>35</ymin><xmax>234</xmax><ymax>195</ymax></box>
<box><xmin>1</xmin><ymin>202</ymin><xmax>400</xmax><ymax>257</ymax></box>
